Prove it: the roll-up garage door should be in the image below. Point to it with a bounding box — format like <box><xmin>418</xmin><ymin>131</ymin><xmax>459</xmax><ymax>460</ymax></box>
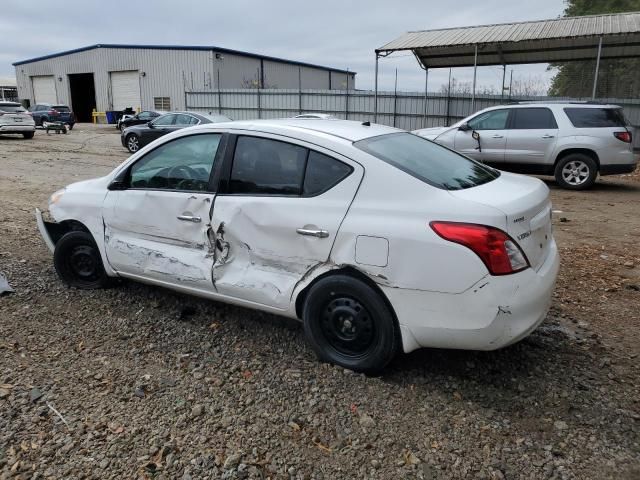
<box><xmin>110</xmin><ymin>71</ymin><xmax>141</xmax><ymax>110</ymax></box>
<box><xmin>32</xmin><ymin>76</ymin><xmax>57</xmax><ymax>104</ymax></box>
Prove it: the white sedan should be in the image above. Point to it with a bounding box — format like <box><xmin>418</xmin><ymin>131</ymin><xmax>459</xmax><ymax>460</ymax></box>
<box><xmin>36</xmin><ymin>118</ymin><xmax>559</xmax><ymax>373</ymax></box>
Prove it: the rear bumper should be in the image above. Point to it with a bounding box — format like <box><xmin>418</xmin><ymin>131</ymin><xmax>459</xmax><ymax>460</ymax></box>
<box><xmin>386</xmin><ymin>240</ymin><xmax>560</xmax><ymax>353</ymax></box>
<box><xmin>0</xmin><ymin>125</ymin><xmax>35</xmax><ymax>132</ymax></box>
<box><xmin>600</xmin><ymin>163</ymin><xmax>637</xmax><ymax>175</ymax></box>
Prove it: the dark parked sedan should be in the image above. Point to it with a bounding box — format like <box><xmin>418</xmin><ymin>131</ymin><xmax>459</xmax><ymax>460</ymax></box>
<box><xmin>117</xmin><ymin>110</ymin><xmax>164</xmax><ymax>131</ymax></box>
<box><xmin>121</xmin><ymin>112</ymin><xmax>231</xmax><ymax>153</ymax></box>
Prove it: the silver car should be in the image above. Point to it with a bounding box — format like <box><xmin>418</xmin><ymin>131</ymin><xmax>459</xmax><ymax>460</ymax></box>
<box><xmin>414</xmin><ymin>103</ymin><xmax>637</xmax><ymax>190</ymax></box>
<box><xmin>0</xmin><ymin>101</ymin><xmax>36</xmax><ymax>139</ymax></box>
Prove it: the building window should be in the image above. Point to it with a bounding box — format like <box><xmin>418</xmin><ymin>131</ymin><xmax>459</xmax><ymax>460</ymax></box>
<box><xmin>153</xmin><ymin>97</ymin><xmax>171</xmax><ymax>111</ymax></box>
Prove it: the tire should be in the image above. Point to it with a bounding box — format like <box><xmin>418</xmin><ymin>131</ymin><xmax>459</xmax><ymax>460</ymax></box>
<box><xmin>40</xmin><ymin>116</ymin><xmax>48</xmax><ymax>127</ymax></box>
<box><xmin>125</xmin><ymin>133</ymin><xmax>140</xmax><ymax>153</ymax></box>
<box><xmin>302</xmin><ymin>274</ymin><xmax>399</xmax><ymax>374</ymax></box>
<box><xmin>68</xmin><ymin>124</ymin><xmax>74</xmax><ymax>130</ymax></box>
<box><xmin>554</xmin><ymin>153</ymin><xmax>598</xmax><ymax>190</ymax></box>
<box><xmin>22</xmin><ymin>131</ymin><xmax>34</xmax><ymax>139</ymax></box>
<box><xmin>53</xmin><ymin>231</ymin><xmax>111</xmax><ymax>289</ymax></box>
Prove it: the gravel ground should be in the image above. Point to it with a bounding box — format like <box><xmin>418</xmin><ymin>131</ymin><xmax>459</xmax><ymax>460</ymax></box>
<box><xmin>1</xmin><ymin>125</ymin><xmax>639</xmax><ymax>480</ymax></box>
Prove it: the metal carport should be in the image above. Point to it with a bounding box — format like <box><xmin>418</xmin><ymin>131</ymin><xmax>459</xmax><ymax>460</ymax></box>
<box><xmin>374</xmin><ymin>11</ymin><xmax>640</xmax><ymax>121</ymax></box>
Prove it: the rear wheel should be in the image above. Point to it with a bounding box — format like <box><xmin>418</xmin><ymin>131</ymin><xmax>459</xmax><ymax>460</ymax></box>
<box><xmin>554</xmin><ymin>153</ymin><xmax>597</xmax><ymax>190</ymax></box>
<box><xmin>22</xmin><ymin>131</ymin><xmax>34</xmax><ymax>139</ymax></box>
<box><xmin>303</xmin><ymin>274</ymin><xmax>399</xmax><ymax>374</ymax></box>
<box><xmin>53</xmin><ymin>231</ymin><xmax>111</xmax><ymax>289</ymax></box>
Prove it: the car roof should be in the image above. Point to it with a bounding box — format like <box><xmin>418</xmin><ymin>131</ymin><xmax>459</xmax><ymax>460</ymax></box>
<box><xmin>0</xmin><ymin>101</ymin><xmax>20</xmax><ymax>106</ymax></box>
<box><xmin>202</xmin><ymin>118</ymin><xmax>401</xmax><ymax>142</ymax></box>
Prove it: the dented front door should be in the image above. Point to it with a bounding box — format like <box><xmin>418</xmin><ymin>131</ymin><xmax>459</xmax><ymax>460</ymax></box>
<box><xmin>103</xmin><ymin>133</ymin><xmax>223</xmax><ymax>291</ymax></box>
<box><xmin>210</xmin><ymin>135</ymin><xmax>363</xmax><ymax>310</ymax></box>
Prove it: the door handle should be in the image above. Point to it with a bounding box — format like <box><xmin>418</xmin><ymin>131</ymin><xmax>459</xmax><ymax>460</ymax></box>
<box><xmin>542</xmin><ymin>134</ymin><xmax>555</xmax><ymax>139</ymax></box>
<box><xmin>177</xmin><ymin>215</ymin><xmax>201</xmax><ymax>223</ymax></box>
<box><xmin>491</xmin><ymin>134</ymin><xmax>503</xmax><ymax>138</ymax></box>
<box><xmin>296</xmin><ymin>228</ymin><xmax>329</xmax><ymax>238</ymax></box>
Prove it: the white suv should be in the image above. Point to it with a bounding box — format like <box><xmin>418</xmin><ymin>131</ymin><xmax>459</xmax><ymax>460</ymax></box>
<box><xmin>414</xmin><ymin>103</ymin><xmax>637</xmax><ymax>190</ymax></box>
<box><xmin>0</xmin><ymin>101</ymin><xmax>35</xmax><ymax>139</ymax></box>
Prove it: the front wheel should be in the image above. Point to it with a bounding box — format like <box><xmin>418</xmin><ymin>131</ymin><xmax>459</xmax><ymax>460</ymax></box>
<box><xmin>303</xmin><ymin>274</ymin><xmax>399</xmax><ymax>374</ymax></box>
<box><xmin>53</xmin><ymin>231</ymin><xmax>111</xmax><ymax>289</ymax></box>
<box><xmin>22</xmin><ymin>131</ymin><xmax>34</xmax><ymax>139</ymax></box>
<box><xmin>554</xmin><ymin>154</ymin><xmax>598</xmax><ymax>190</ymax></box>
<box><xmin>125</xmin><ymin>133</ymin><xmax>140</xmax><ymax>153</ymax></box>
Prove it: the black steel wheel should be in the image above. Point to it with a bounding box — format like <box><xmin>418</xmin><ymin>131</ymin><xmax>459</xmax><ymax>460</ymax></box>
<box><xmin>303</xmin><ymin>274</ymin><xmax>399</xmax><ymax>374</ymax></box>
<box><xmin>53</xmin><ymin>231</ymin><xmax>111</xmax><ymax>289</ymax></box>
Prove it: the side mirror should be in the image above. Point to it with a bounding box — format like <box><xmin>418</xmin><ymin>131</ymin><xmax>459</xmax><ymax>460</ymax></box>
<box><xmin>148</xmin><ymin>122</ymin><xmax>155</xmax><ymax>128</ymax></box>
<box><xmin>458</xmin><ymin>123</ymin><xmax>471</xmax><ymax>132</ymax></box>
<box><xmin>472</xmin><ymin>130</ymin><xmax>480</xmax><ymax>141</ymax></box>
<box><xmin>107</xmin><ymin>180</ymin><xmax>127</xmax><ymax>191</ymax></box>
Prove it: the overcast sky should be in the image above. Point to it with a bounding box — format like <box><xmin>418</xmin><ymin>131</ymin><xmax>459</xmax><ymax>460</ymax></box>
<box><xmin>2</xmin><ymin>0</ymin><xmax>566</xmax><ymax>92</ymax></box>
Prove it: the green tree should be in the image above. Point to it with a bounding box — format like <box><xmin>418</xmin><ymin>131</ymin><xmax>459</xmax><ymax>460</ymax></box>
<box><xmin>549</xmin><ymin>0</ymin><xmax>640</xmax><ymax>98</ymax></box>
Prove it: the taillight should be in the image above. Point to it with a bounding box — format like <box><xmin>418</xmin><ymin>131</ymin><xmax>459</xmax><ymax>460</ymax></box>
<box><xmin>430</xmin><ymin>222</ymin><xmax>529</xmax><ymax>275</ymax></box>
<box><xmin>614</xmin><ymin>131</ymin><xmax>632</xmax><ymax>143</ymax></box>
<box><xmin>48</xmin><ymin>109</ymin><xmax>58</xmax><ymax>115</ymax></box>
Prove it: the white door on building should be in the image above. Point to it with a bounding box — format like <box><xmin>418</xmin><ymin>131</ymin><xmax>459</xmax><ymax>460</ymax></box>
<box><xmin>110</xmin><ymin>71</ymin><xmax>141</xmax><ymax>111</ymax></box>
<box><xmin>32</xmin><ymin>76</ymin><xmax>57</xmax><ymax>104</ymax></box>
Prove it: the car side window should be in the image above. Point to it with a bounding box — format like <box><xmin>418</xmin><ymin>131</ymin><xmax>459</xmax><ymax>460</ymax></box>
<box><xmin>152</xmin><ymin>114</ymin><xmax>176</xmax><ymax>126</ymax></box>
<box><xmin>511</xmin><ymin>108</ymin><xmax>558</xmax><ymax>129</ymax></box>
<box><xmin>467</xmin><ymin>109</ymin><xmax>509</xmax><ymax>130</ymax></box>
<box><xmin>137</xmin><ymin>111</ymin><xmax>151</xmax><ymax>120</ymax></box>
<box><xmin>303</xmin><ymin>151</ymin><xmax>353</xmax><ymax>196</ymax></box>
<box><xmin>230</xmin><ymin>136</ymin><xmax>307</xmax><ymax>195</ymax></box>
<box><xmin>175</xmin><ymin>114</ymin><xmax>199</xmax><ymax>125</ymax></box>
<box><xmin>128</xmin><ymin>134</ymin><xmax>222</xmax><ymax>191</ymax></box>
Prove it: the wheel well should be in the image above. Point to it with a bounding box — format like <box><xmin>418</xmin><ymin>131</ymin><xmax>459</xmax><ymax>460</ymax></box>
<box><xmin>554</xmin><ymin>148</ymin><xmax>600</xmax><ymax>169</ymax></box>
<box><xmin>48</xmin><ymin>220</ymin><xmax>91</xmax><ymax>245</ymax></box>
<box><xmin>295</xmin><ymin>266</ymin><xmax>399</xmax><ymax>326</ymax></box>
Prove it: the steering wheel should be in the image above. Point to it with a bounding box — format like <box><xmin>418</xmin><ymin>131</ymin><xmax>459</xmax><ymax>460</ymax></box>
<box><xmin>166</xmin><ymin>165</ymin><xmax>199</xmax><ymax>189</ymax></box>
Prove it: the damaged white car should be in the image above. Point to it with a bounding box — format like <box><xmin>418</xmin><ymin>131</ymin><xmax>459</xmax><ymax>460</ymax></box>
<box><xmin>36</xmin><ymin>119</ymin><xmax>559</xmax><ymax>373</ymax></box>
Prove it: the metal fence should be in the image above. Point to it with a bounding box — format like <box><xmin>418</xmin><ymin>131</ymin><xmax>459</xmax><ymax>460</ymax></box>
<box><xmin>185</xmin><ymin>88</ymin><xmax>640</xmax><ymax>147</ymax></box>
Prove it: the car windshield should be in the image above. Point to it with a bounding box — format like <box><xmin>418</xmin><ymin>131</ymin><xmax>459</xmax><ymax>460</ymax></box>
<box><xmin>0</xmin><ymin>103</ymin><xmax>26</xmax><ymax>113</ymax></box>
<box><xmin>354</xmin><ymin>132</ymin><xmax>500</xmax><ymax>191</ymax></box>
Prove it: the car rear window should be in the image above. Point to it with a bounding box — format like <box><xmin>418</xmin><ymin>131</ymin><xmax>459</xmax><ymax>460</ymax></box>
<box><xmin>564</xmin><ymin>108</ymin><xmax>627</xmax><ymax>128</ymax></box>
<box><xmin>0</xmin><ymin>103</ymin><xmax>26</xmax><ymax>113</ymax></box>
<box><xmin>53</xmin><ymin>106</ymin><xmax>70</xmax><ymax>112</ymax></box>
<box><xmin>355</xmin><ymin>132</ymin><xmax>500</xmax><ymax>191</ymax></box>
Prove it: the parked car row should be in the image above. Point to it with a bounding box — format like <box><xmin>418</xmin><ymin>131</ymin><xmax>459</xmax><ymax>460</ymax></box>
<box><xmin>414</xmin><ymin>102</ymin><xmax>636</xmax><ymax>190</ymax></box>
<box><xmin>120</xmin><ymin>111</ymin><xmax>231</xmax><ymax>152</ymax></box>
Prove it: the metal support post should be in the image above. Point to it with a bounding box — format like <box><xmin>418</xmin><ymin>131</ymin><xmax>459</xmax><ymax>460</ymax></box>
<box><xmin>374</xmin><ymin>53</ymin><xmax>379</xmax><ymax>122</ymax></box>
<box><xmin>471</xmin><ymin>44</ymin><xmax>478</xmax><ymax>111</ymax></box>
<box><xmin>423</xmin><ymin>68</ymin><xmax>428</xmax><ymax>128</ymax></box>
<box><xmin>592</xmin><ymin>36</ymin><xmax>603</xmax><ymax>100</ymax></box>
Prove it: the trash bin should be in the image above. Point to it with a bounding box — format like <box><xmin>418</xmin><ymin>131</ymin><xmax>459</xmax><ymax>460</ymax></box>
<box><xmin>105</xmin><ymin>111</ymin><xmax>117</xmax><ymax>124</ymax></box>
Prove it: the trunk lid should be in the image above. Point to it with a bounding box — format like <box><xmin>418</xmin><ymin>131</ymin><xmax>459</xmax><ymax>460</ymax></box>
<box><xmin>448</xmin><ymin>171</ymin><xmax>553</xmax><ymax>271</ymax></box>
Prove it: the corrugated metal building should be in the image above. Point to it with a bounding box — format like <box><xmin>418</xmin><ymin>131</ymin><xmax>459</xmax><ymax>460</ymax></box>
<box><xmin>13</xmin><ymin>44</ymin><xmax>356</xmax><ymax>121</ymax></box>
